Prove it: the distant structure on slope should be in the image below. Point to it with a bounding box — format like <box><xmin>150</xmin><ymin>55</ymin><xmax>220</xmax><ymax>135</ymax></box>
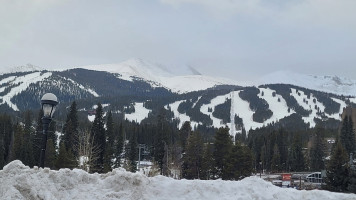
<box><xmin>230</xmin><ymin>91</ymin><xmax>235</xmax><ymax>144</ymax></box>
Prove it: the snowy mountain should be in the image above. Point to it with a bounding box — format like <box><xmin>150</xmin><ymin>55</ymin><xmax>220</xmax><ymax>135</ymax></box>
<box><xmin>258</xmin><ymin>70</ymin><xmax>356</xmax><ymax>96</ymax></box>
<box><xmin>1</xmin><ymin>160</ymin><xmax>354</xmax><ymax>200</ymax></box>
<box><xmin>78</xmin><ymin>58</ymin><xmax>239</xmax><ymax>93</ymax></box>
<box><xmin>0</xmin><ymin>64</ymin><xmax>44</xmax><ymax>75</ymax></box>
<box><xmin>1</xmin><ymin>60</ymin><xmax>356</xmax><ymax>132</ymax></box>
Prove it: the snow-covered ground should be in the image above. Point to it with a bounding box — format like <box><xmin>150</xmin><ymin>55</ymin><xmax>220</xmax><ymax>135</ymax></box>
<box><xmin>125</xmin><ymin>103</ymin><xmax>151</xmax><ymax>123</ymax></box>
<box><xmin>1</xmin><ymin>160</ymin><xmax>355</xmax><ymax>200</ymax></box>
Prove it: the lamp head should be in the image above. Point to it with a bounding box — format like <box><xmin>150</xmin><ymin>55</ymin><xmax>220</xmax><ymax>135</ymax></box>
<box><xmin>41</xmin><ymin>93</ymin><xmax>58</xmax><ymax>118</ymax></box>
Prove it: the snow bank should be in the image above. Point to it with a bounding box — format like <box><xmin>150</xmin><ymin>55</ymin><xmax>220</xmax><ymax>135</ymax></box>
<box><xmin>1</xmin><ymin>161</ymin><xmax>355</xmax><ymax>200</ymax></box>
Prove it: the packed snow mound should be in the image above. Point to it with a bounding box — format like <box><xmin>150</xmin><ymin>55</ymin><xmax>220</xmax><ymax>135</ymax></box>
<box><xmin>1</xmin><ymin>161</ymin><xmax>355</xmax><ymax>200</ymax></box>
<box><xmin>259</xmin><ymin>70</ymin><xmax>356</xmax><ymax>96</ymax></box>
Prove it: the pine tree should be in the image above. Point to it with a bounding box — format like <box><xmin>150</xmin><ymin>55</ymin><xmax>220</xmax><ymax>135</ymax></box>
<box><xmin>348</xmin><ymin>169</ymin><xmax>356</xmax><ymax>193</ymax></box>
<box><xmin>325</xmin><ymin>141</ymin><xmax>349</xmax><ymax>192</ymax></box>
<box><xmin>0</xmin><ymin>114</ymin><xmax>13</xmax><ymax>165</ymax></box>
<box><xmin>271</xmin><ymin>143</ymin><xmax>281</xmax><ymax>172</ymax></box>
<box><xmin>201</xmin><ymin>143</ymin><xmax>214</xmax><ymax>180</ymax></box>
<box><xmin>182</xmin><ymin>131</ymin><xmax>204</xmax><ymax>179</ymax></box>
<box><xmin>226</xmin><ymin>142</ymin><xmax>253</xmax><ymax>180</ymax></box>
<box><xmin>180</xmin><ymin>121</ymin><xmax>192</xmax><ymax>152</ymax></box>
<box><xmin>62</xmin><ymin>101</ymin><xmax>79</xmax><ymax>156</ymax></box>
<box><xmin>128</xmin><ymin>131</ymin><xmax>138</xmax><ymax>172</ymax></box>
<box><xmin>103</xmin><ymin>111</ymin><xmax>114</xmax><ymax>172</ymax></box>
<box><xmin>213</xmin><ymin>127</ymin><xmax>233</xmax><ymax>179</ymax></box>
<box><xmin>340</xmin><ymin>116</ymin><xmax>355</xmax><ymax>156</ymax></box>
<box><xmin>0</xmin><ymin>125</ymin><xmax>5</xmax><ymax>169</ymax></box>
<box><xmin>23</xmin><ymin>111</ymin><xmax>35</xmax><ymax>167</ymax></box>
<box><xmin>289</xmin><ymin>134</ymin><xmax>305</xmax><ymax>171</ymax></box>
<box><xmin>309</xmin><ymin>125</ymin><xmax>325</xmax><ymax>171</ymax></box>
<box><xmin>56</xmin><ymin>142</ymin><xmax>77</xmax><ymax>169</ymax></box>
<box><xmin>90</xmin><ymin>103</ymin><xmax>106</xmax><ymax>173</ymax></box>
<box><xmin>114</xmin><ymin>122</ymin><xmax>124</xmax><ymax>168</ymax></box>
<box><xmin>153</xmin><ymin>108</ymin><xmax>168</xmax><ymax>175</ymax></box>
<box><xmin>44</xmin><ymin>139</ymin><xmax>56</xmax><ymax>169</ymax></box>
<box><xmin>33</xmin><ymin>110</ymin><xmax>43</xmax><ymax>165</ymax></box>
<box><xmin>11</xmin><ymin>123</ymin><xmax>24</xmax><ymax>162</ymax></box>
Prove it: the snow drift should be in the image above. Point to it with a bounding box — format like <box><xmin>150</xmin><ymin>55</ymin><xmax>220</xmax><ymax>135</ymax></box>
<box><xmin>1</xmin><ymin>160</ymin><xmax>355</xmax><ymax>200</ymax></box>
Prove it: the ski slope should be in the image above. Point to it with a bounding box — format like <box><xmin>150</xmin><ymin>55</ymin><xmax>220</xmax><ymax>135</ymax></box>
<box><xmin>125</xmin><ymin>103</ymin><xmax>151</xmax><ymax>123</ymax></box>
<box><xmin>200</xmin><ymin>93</ymin><xmax>231</xmax><ymax>128</ymax></box>
<box><xmin>0</xmin><ymin>72</ymin><xmax>52</xmax><ymax>111</ymax></box>
<box><xmin>258</xmin><ymin>87</ymin><xmax>295</xmax><ymax>125</ymax></box>
<box><xmin>290</xmin><ymin>88</ymin><xmax>345</xmax><ymax>127</ymax></box>
<box><xmin>1</xmin><ymin>160</ymin><xmax>355</xmax><ymax>200</ymax></box>
<box><xmin>166</xmin><ymin>100</ymin><xmax>200</xmax><ymax>129</ymax></box>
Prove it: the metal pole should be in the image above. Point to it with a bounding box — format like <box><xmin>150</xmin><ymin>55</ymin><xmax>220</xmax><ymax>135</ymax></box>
<box><xmin>40</xmin><ymin>117</ymin><xmax>51</xmax><ymax>168</ymax></box>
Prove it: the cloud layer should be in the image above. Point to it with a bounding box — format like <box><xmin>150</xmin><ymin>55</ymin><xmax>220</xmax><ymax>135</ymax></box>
<box><xmin>0</xmin><ymin>0</ymin><xmax>355</xmax><ymax>81</ymax></box>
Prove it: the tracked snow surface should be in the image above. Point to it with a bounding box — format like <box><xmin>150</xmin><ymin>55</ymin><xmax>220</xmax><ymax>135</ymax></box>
<box><xmin>1</xmin><ymin>161</ymin><xmax>355</xmax><ymax>200</ymax></box>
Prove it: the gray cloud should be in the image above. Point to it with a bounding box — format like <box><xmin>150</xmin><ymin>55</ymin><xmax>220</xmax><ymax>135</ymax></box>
<box><xmin>0</xmin><ymin>0</ymin><xmax>355</xmax><ymax>82</ymax></box>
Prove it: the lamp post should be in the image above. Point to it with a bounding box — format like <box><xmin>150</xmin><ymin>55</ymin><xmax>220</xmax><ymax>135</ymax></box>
<box><xmin>39</xmin><ymin>93</ymin><xmax>58</xmax><ymax>168</ymax></box>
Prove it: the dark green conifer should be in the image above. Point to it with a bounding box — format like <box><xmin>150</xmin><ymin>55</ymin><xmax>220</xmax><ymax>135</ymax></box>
<box><xmin>182</xmin><ymin>131</ymin><xmax>204</xmax><ymax>179</ymax></box>
<box><xmin>213</xmin><ymin>127</ymin><xmax>233</xmax><ymax>179</ymax></box>
<box><xmin>90</xmin><ymin>103</ymin><xmax>106</xmax><ymax>173</ymax></box>
<box><xmin>325</xmin><ymin>141</ymin><xmax>349</xmax><ymax>192</ymax></box>
<box><xmin>309</xmin><ymin>125</ymin><xmax>325</xmax><ymax>171</ymax></box>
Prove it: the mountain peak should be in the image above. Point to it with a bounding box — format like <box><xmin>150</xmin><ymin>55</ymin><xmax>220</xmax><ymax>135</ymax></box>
<box><xmin>0</xmin><ymin>64</ymin><xmax>43</xmax><ymax>75</ymax></box>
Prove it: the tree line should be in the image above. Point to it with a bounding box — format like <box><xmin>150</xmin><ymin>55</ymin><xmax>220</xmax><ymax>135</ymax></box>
<box><xmin>1</xmin><ymin>101</ymin><xmax>356</xmax><ymax>193</ymax></box>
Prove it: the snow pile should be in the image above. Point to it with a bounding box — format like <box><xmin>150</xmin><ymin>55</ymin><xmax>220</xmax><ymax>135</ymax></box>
<box><xmin>1</xmin><ymin>161</ymin><xmax>355</xmax><ymax>200</ymax></box>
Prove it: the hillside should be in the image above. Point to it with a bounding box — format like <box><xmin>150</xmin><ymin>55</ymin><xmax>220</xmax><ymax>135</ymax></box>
<box><xmin>1</xmin><ymin>60</ymin><xmax>355</xmax><ymax>132</ymax></box>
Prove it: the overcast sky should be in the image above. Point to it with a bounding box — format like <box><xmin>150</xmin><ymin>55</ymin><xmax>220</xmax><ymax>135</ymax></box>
<box><xmin>1</xmin><ymin>0</ymin><xmax>356</xmax><ymax>81</ymax></box>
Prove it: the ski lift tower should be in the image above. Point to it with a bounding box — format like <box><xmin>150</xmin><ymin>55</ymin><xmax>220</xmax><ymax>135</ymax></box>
<box><xmin>230</xmin><ymin>91</ymin><xmax>235</xmax><ymax>144</ymax></box>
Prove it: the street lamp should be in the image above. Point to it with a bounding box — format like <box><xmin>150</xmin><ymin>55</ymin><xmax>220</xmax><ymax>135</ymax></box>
<box><xmin>39</xmin><ymin>93</ymin><xmax>58</xmax><ymax>168</ymax></box>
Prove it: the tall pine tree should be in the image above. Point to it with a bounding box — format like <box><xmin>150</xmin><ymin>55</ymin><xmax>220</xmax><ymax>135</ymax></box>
<box><xmin>340</xmin><ymin>115</ymin><xmax>355</xmax><ymax>156</ymax></box>
<box><xmin>114</xmin><ymin>122</ymin><xmax>124</xmax><ymax>168</ymax></box>
<box><xmin>182</xmin><ymin>131</ymin><xmax>204</xmax><ymax>179</ymax></box>
<box><xmin>103</xmin><ymin>111</ymin><xmax>114</xmax><ymax>172</ymax></box>
<box><xmin>325</xmin><ymin>141</ymin><xmax>349</xmax><ymax>192</ymax></box>
<box><xmin>309</xmin><ymin>125</ymin><xmax>325</xmax><ymax>171</ymax></box>
<box><xmin>213</xmin><ymin>127</ymin><xmax>233</xmax><ymax>180</ymax></box>
<box><xmin>90</xmin><ymin>103</ymin><xmax>106</xmax><ymax>173</ymax></box>
<box><xmin>62</xmin><ymin>101</ymin><xmax>78</xmax><ymax>156</ymax></box>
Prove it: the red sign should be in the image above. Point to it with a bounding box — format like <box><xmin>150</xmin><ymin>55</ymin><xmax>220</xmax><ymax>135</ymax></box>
<box><xmin>282</xmin><ymin>174</ymin><xmax>291</xmax><ymax>181</ymax></box>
